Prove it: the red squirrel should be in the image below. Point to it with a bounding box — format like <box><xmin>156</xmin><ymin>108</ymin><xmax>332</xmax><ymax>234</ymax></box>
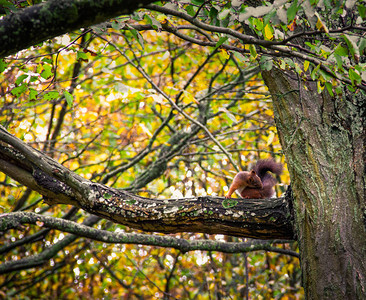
<box><xmin>225</xmin><ymin>159</ymin><xmax>283</xmax><ymax>199</ymax></box>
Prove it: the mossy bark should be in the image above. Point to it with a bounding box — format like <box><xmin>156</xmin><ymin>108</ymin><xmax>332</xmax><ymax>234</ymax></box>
<box><xmin>263</xmin><ymin>68</ymin><xmax>366</xmax><ymax>299</ymax></box>
<box><xmin>0</xmin><ymin>0</ymin><xmax>157</xmax><ymax>58</ymax></box>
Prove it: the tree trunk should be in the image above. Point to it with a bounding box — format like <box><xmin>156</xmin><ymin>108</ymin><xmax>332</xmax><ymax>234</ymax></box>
<box><xmin>263</xmin><ymin>68</ymin><xmax>366</xmax><ymax>298</ymax></box>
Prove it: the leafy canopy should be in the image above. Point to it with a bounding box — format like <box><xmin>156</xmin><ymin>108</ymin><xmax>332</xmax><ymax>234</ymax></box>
<box><xmin>2</xmin><ymin>0</ymin><xmax>364</xmax><ymax>298</ymax></box>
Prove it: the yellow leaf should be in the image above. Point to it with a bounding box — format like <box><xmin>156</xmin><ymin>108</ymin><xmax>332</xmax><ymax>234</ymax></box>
<box><xmin>156</xmin><ymin>179</ymin><xmax>165</xmax><ymax>192</ymax></box>
<box><xmin>288</xmin><ymin>263</ymin><xmax>294</xmax><ymax>273</ymax></box>
<box><xmin>183</xmin><ymin>90</ymin><xmax>199</xmax><ymax>104</ymax></box>
<box><xmin>266</xmin><ymin>131</ymin><xmax>275</xmax><ymax>146</ymax></box>
<box><xmin>317</xmin><ymin>80</ymin><xmax>324</xmax><ymax>93</ymax></box>
<box><xmin>156</xmin><ymin>14</ymin><xmax>168</xmax><ymax>23</ymax></box>
<box><xmin>220</xmin><ymin>48</ymin><xmax>230</xmax><ymax>59</ymax></box>
<box><xmin>304</xmin><ymin>60</ymin><xmax>310</xmax><ymax>72</ymax></box>
<box><xmin>315</xmin><ymin>12</ymin><xmax>329</xmax><ymax>33</ymax></box>
<box><xmin>264</xmin><ymin>24</ymin><xmax>273</xmax><ymax>40</ymax></box>
<box><xmin>249</xmin><ymin>44</ymin><xmax>257</xmax><ymax>60</ymax></box>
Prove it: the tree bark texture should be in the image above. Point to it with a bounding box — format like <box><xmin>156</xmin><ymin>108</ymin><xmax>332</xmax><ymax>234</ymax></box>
<box><xmin>0</xmin><ymin>0</ymin><xmax>157</xmax><ymax>58</ymax></box>
<box><xmin>263</xmin><ymin>68</ymin><xmax>366</xmax><ymax>299</ymax></box>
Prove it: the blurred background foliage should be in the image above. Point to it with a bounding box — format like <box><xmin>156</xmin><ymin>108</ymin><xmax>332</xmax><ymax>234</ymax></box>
<box><xmin>0</xmin><ymin>1</ymin><xmax>301</xmax><ymax>299</ymax></box>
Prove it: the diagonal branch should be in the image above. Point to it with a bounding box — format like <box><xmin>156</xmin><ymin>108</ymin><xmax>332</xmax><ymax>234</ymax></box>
<box><xmin>117</xmin><ymin>37</ymin><xmax>240</xmax><ymax>171</ymax></box>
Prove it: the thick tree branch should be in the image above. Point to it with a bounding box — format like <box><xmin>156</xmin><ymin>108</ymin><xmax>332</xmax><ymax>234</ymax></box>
<box><xmin>0</xmin><ymin>125</ymin><xmax>294</xmax><ymax>240</ymax></box>
<box><xmin>1</xmin><ymin>0</ymin><xmax>364</xmax><ymax>91</ymax></box>
<box><xmin>0</xmin><ymin>0</ymin><xmax>158</xmax><ymax>58</ymax></box>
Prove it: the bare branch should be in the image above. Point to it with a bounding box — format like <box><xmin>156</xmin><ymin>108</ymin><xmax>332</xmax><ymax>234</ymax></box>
<box><xmin>0</xmin><ymin>211</ymin><xmax>297</xmax><ymax>274</ymax></box>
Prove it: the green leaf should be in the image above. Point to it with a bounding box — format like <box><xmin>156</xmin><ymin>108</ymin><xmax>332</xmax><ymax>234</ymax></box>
<box><xmin>349</xmin><ymin>68</ymin><xmax>361</xmax><ymax>85</ymax></box>
<box><xmin>186</xmin><ymin>5</ymin><xmax>195</xmax><ymax>16</ymax></box>
<box><xmin>0</xmin><ymin>1</ymin><xmax>16</xmax><ymax>15</ymax></box>
<box><xmin>15</xmin><ymin>74</ymin><xmax>28</xmax><ymax>85</ymax></box>
<box><xmin>77</xmin><ymin>51</ymin><xmax>88</xmax><ymax>62</ymax></box>
<box><xmin>125</xmin><ymin>199</ymin><xmax>136</xmax><ymax>205</ymax></box>
<box><xmin>111</xmin><ymin>20</ymin><xmax>121</xmax><ymax>30</ymax></box>
<box><xmin>358</xmin><ymin>38</ymin><xmax>366</xmax><ymax>54</ymax></box>
<box><xmin>249</xmin><ymin>44</ymin><xmax>257</xmax><ymax>60</ymax></box>
<box><xmin>335</xmin><ymin>44</ymin><xmax>348</xmax><ymax>57</ymax></box>
<box><xmin>253</xmin><ymin>18</ymin><xmax>264</xmax><ymax>31</ymax></box>
<box><xmin>347</xmin><ymin>84</ymin><xmax>356</xmax><ymax>92</ymax></box>
<box><xmin>342</xmin><ymin>34</ymin><xmax>359</xmax><ymax>61</ymax></box>
<box><xmin>335</xmin><ymin>85</ymin><xmax>343</xmax><ymax>95</ymax></box>
<box><xmin>63</xmin><ymin>91</ymin><xmax>73</xmax><ymax>107</ymax></box>
<box><xmin>334</xmin><ymin>54</ymin><xmax>344</xmax><ymax>69</ymax></box>
<box><xmin>324</xmin><ymin>82</ymin><xmax>334</xmax><ymax>97</ymax></box>
<box><xmin>42</xmin><ymin>57</ymin><xmax>53</xmax><ymax>64</ymax></box>
<box><xmin>263</xmin><ymin>9</ymin><xmax>277</xmax><ymax>26</ymax></box>
<box><xmin>358</xmin><ymin>4</ymin><xmax>366</xmax><ymax>19</ymax></box>
<box><xmin>259</xmin><ymin>55</ymin><xmax>273</xmax><ymax>71</ymax></box>
<box><xmin>0</xmin><ymin>59</ymin><xmax>7</xmax><ymax>73</ymax></box>
<box><xmin>127</xmin><ymin>25</ymin><xmax>144</xmax><ymax>50</ymax></box>
<box><xmin>209</xmin><ymin>7</ymin><xmax>219</xmax><ymax>25</ymax></box>
<box><xmin>11</xmin><ymin>84</ymin><xmax>27</xmax><ymax>97</ymax></box>
<box><xmin>311</xmin><ymin>64</ymin><xmax>321</xmax><ymax>80</ymax></box>
<box><xmin>0</xmin><ymin>0</ymin><xmax>12</xmax><ymax>6</ymax></box>
<box><xmin>44</xmin><ymin>91</ymin><xmax>60</xmax><ymax>101</ymax></box>
<box><xmin>30</xmin><ymin>76</ymin><xmax>38</xmax><ymax>83</ymax></box>
<box><xmin>40</xmin><ymin>64</ymin><xmax>53</xmax><ymax>79</ymax></box>
<box><xmin>145</xmin><ymin>14</ymin><xmax>162</xmax><ymax>30</ymax></box>
<box><xmin>232</xmin><ymin>51</ymin><xmax>246</xmax><ymax>63</ymax></box>
<box><xmin>287</xmin><ymin>0</ymin><xmax>299</xmax><ymax>23</ymax></box>
<box><xmin>214</xmin><ymin>36</ymin><xmax>228</xmax><ymax>50</ymax></box>
<box><xmin>29</xmin><ymin>88</ymin><xmax>38</xmax><ymax>100</ymax></box>
<box><xmin>318</xmin><ymin>69</ymin><xmax>333</xmax><ymax>82</ymax></box>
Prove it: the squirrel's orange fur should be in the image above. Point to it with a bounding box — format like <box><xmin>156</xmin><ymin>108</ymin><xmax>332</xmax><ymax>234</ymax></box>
<box><xmin>225</xmin><ymin>159</ymin><xmax>283</xmax><ymax>199</ymax></box>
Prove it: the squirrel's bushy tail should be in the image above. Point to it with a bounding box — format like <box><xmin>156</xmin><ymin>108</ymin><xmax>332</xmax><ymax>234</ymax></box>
<box><xmin>253</xmin><ymin>159</ymin><xmax>283</xmax><ymax>178</ymax></box>
<box><xmin>254</xmin><ymin>159</ymin><xmax>283</xmax><ymax>198</ymax></box>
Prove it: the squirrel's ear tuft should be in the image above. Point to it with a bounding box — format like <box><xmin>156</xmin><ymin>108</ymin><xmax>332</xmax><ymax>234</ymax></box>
<box><xmin>250</xmin><ymin>170</ymin><xmax>256</xmax><ymax>175</ymax></box>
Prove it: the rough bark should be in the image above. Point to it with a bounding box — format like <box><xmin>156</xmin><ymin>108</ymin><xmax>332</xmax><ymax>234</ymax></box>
<box><xmin>0</xmin><ymin>0</ymin><xmax>157</xmax><ymax>58</ymax></box>
<box><xmin>263</xmin><ymin>68</ymin><xmax>366</xmax><ymax>299</ymax></box>
<box><xmin>0</xmin><ymin>125</ymin><xmax>294</xmax><ymax>240</ymax></box>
